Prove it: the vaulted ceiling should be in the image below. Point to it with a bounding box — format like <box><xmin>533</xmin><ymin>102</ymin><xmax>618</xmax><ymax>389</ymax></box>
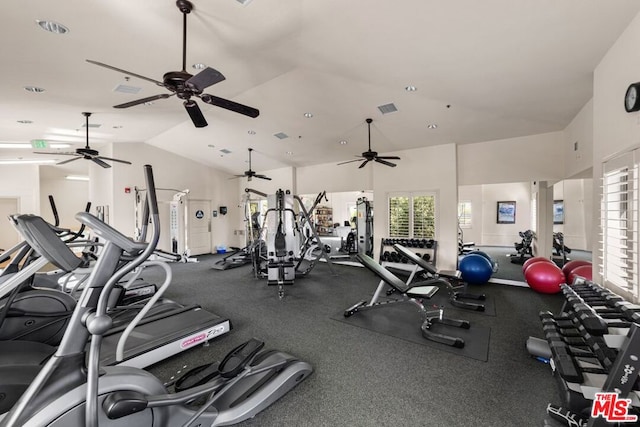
<box><xmin>1</xmin><ymin>0</ymin><xmax>639</xmax><ymax>175</ymax></box>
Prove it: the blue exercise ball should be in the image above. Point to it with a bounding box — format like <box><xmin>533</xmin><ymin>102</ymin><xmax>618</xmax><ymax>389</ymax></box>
<box><xmin>467</xmin><ymin>250</ymin><xmax>498</xmax><ymax>273</ymax></box>
<box><xmin>459</xmin><ymin>253</ymin><xmax>493</xmax><ymax>285</ymax></box>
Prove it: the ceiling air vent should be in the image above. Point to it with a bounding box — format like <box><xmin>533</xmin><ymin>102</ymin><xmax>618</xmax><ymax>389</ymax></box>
<box><xmin>274</xmin><ymin>132</ymin><xmax>289</xmax><ymax>140</ymax></box>
<box><xmin>82</xmin><ymin>123</ymin><xmax>101</xmax><ymax>128</ymax></box>
<box><xmin>113</xmin><ymin>84</ymin><xmax>142</xmax><ymax>95</ymax></box>
<box><xmin>377</xmin><ymin>103</ymin><xmax>398</xmax><ymax>115</ymax></box>
<box><xmin>220</xmin><ymin>149</ymin><xmax>232</xmax><ymax>154</ymax></box>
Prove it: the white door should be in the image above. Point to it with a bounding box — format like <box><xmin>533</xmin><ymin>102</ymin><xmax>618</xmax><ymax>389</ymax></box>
<box><xmin>0</xmin><ymin>198</ymin><xmax>20</xmax><ymax>260</ymax></box>
<box><xmin>187</xmin><ymin>200</ymin><xmax>212</xmax><ymax>255</ymax></box>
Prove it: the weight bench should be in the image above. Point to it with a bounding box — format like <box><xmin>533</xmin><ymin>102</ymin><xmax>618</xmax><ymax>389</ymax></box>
<box><xmin>393</xmin><ymin>244</ymin><xmax>486</xmax><ymax>312</ymax></box>
<box><xmin>344</xmin><ymin>253</ymin><xmax>470</xmax><ymax>348</ymax></box>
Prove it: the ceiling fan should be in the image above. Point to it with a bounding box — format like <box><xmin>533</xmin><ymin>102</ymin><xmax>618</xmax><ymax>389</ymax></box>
<box><xmin>86</xmin><ymin>0</ymin><xmax>259</xmax><ymax>128</ymax></box>
<box><xmin>34</xmin><ymin>112</ymin><xmax>132</xmax><ymax>169</ymax></box>
<box><xmin>232</xmin><ymin>148</ymin><xmax>271</xmax><ymax>181</ymax></box>
<box><xmin>337</xmin><ymin>118</ymin><xmax>401</xmax><ymax>168</ymax></box>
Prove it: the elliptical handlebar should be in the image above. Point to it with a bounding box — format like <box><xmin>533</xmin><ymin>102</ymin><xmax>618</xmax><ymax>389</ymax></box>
<box><xmin>86</xmin><ymin>164</ymin><xmax>161</xmax><ymax>427</ymax></box>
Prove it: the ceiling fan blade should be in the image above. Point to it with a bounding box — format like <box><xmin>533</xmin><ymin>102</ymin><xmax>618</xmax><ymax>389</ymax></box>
<box><xmin>56</xmin><ymin>156</ymin><xmax>82</xmax><ymax>165</ymax></box>
<box><xmin>374</xmin><ymin>158</ymin><xmax>397</xmax><ymax>167</ymax></box>
<box><xmin>96</xmin><ymin>156</ymin><xmax>132</xmax><ymax>165</ymax></box>
<box><xmin>91</xmin><ymin>158</ymin><xmax>111</xmax><ymax>168</ymax></box>
<box><xmin>199</xmin><ymin>94</ymin><xmax>260</xmax><ymax>118</ymax></box>
<box><xmin>114</xmin><ymin>94</ymin><xmax>172</xmax><ymax>109</ymax></box>
<box><xmin>337</xmin><ymin>158</ymin><xmax>365</xmax><ymax>166</ymax></box>
<box><xmin>86</xmin><ymin>60</ymin><xmax>165</xmax><ymax>87</ymax></box>
<box><xmin>184</xmin><ymin>100</ymin><xmax>208</xmax><ymax>128</ymax></box>
<box><xmin>186</xmin><ymin>67</ymin><xmax>226</xmax><ymax>92</ymax></box>
<box><xmin>34</xmin><ymin>151</ymin><xmax>77</xmax><ymax>156</ymax></box>
<box><xmin>255</xmin><ymin>175</ymin><xmax>272</xmax><ymax>181</ymax></box>
<box><xmin>358</xmin><ymin>159</ymin><xmax>370</xmax><ymax>169</ymax></box>
<box><xmin>376</xmin><ymin>156</ymin><xmax>401</xmax><ymax>160</ymax></box>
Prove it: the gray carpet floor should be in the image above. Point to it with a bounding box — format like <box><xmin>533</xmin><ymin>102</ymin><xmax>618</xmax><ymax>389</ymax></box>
<box><xmin>144</xmin><ymin>255</ymin><xmax>565</xmax><ymax>427</ymax></box>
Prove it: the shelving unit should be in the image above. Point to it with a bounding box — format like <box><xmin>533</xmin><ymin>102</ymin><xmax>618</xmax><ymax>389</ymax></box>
<box><xmin>379</xmin><ymin>238</ymin><xmax>438</xmax><ymax>272</ymax></box>
<box><xmin>315</xmin><ymin>206</ymin><xmax>334</xmax><ymax>236</ymax></box>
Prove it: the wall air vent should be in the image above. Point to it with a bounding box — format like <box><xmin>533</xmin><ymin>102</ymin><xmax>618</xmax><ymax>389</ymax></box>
<box><xmin>377</xmin><ymin>103</ymin><xmax>398</xmax><ymax>115</ymax></box>
<box><xmin>274</xmin><ymin>132</ymin><xmax>289</xmax><ymax>140</ymax></box>
<box><xmin>113</xmin><ymin>84</ymin><xmax>142</xmax><ymax>94</ymax></box>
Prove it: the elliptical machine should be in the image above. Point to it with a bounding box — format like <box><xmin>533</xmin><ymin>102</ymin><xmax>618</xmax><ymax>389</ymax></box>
<box><xmin>0</xmin><ymin>165</ymin><xmax>312</xmax><ymax>427</ymax></box>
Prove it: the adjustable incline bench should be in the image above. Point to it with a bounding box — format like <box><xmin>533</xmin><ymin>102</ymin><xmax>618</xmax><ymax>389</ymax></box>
<box><xmin>344</xmin><ymin>253</ymin><xmax>470</xmax><ymax>348</ymax></box>
<box><xmin>393</xmin><ymin>244</ymin><xmax>486</xmax><ymax>312</ymax></box>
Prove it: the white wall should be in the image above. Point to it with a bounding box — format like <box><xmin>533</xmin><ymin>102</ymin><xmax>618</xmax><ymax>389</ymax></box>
<box><xmin>457</xmin><ymin>185</ymin><xmax>483</xmax><ymax>245</ymax></box>
<box><xmin>563</xmin><ymin>99</ymin><xmax>594</xmax><ymax>178</ymax></box>
<box><xmin>109</xmin><ymin>142</ymin><xmax>241</xmax><ymax>253</ymax></box>
<box><xmin>593</xmin><ymin>10</ymin><xmax>640</xmax><ymax>289</ymax></box>
<box><xmin>0</xmin><ymin>164</ymin><xmax>40</xmax><ymax>215</ymax></box>
<box><xmin>553</xmin><ymin>179</ymin><xmax>593</xmax><ymax>250</ymax></box>
<box><xmin>297</xmin><ymin>162</ymin><xmax>372</xmax><ymax>194</ymax></box>
<box><xmin>480</xmin><ymin>182</ymin><xmax>531</xmax><ymax>246</ymax></box>
<box><xmin>374</xmin><ymin>144</ymin><xmax>459</xmax><ymax>270</ymax></box>
<box><xmin>39</xmin><ymin>166</ymin><xmax>89</xmax><ymax>230</ymax></box>
<box><xmin>457</xmin><ymin>132</ymin><xmax>565</xmax><ymax>185</ymax></box>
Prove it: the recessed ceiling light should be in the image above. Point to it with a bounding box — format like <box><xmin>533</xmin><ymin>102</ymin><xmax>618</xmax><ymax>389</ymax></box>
<box><xmin>339</xmin><ymin>140</ymin><xmax>348</xmax><ymax>145</ymax></box>
<box><xmin>35</xmin><ymin>20</ymin><xmax>69</xmax><ymax>34</ymax></box>
<box><xmin>286</xmin><ymin>151</ymin><xmax>293</xmax><ymax>155</ymax></box>
<box><xmin>427</xmin><ymin>124</ymin><xmax>438</xmax><ymax>129</ymax></box>
<box><xmin>144</xmin><ymin>102</ymin><xmax>154</xmax><ymax>106</ymax></box>
<box><xmin>17</xmin><ymin>120</ymin><xmax>33</xmax><ymax>124</ymax></box>
<box><xmin>112</xmin><ymin>125</ymin><xmax>123</xmax><ymax>129</ymax></box>
<box><xmin>24</xmin><ymin>86</ymin><xmax>45</xmax><ymax>93</ymax></box>
<box><xmin>247</xmin><ymin>130</ymin><xmax>256</xmax><ymax>135</ymax></box>
<box><xmin>192</xmin><ymin>63</ymin><xmax>207</xmax><ymax>70</ymax></box>
<box><xmin>405</xmin><ymin>86</ymin><xmax>417</xmax><ymax>92</ymax></box>
<box><xmin>303</xmin><ymin>112</ymin><xmax>313</xmax><ymax>118</ymax></box>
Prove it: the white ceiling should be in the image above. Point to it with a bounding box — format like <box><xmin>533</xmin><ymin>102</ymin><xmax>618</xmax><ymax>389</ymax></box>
<box><xmin>1</xmin><ymin>0</ymin><xmax>639</xmax><ymax>175</ymax></box>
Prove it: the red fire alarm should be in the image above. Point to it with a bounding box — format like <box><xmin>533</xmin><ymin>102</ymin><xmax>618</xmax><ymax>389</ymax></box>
<box><xmin>125</xmin><ymin>187</ymin><xmax>131</xmax><ymax>194</ymax></box>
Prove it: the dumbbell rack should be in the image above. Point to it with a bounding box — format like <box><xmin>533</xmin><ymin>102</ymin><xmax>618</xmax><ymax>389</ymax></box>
<box><xmin>539</xmin><ymin>279</ymin><xmax>640</xmax><ymax>426</ymax></box>
<box><xmin>379</xmin><ymin>238</ymin><xmax>437</xmax><ymax>272</ymax></box>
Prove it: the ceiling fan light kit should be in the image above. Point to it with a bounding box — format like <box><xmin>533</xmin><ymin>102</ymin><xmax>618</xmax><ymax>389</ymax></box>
<box><xmin>337</xmin><ymin>118</ymin><xmax>401</xmax><ymax>168</ymax></box>
<box><xmin>86</xmin><ymin>0</ymin><xmax>259</xmax><ymax>128</ymax></box>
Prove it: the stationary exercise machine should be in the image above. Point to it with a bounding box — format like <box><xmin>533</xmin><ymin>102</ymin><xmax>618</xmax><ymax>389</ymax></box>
<box><xmin>253</xmin><ymin>189</ymin><xmax>336</xmax><ymax>298</ymax></box>
<box><xmin>212</xmin><ymin>188</ymin><xmax>265</xmax><ymax>271</ymax></box>
<box><xmin>355</xmin><ymin>197</ymin><xmax>373</xmax><ymax>257</ymax></box>
<box><xmin>344</xmin><ymin>252</ymin><xmax>470</xmax><ymax>348</ymax></box>
<box><xmin>509</xmin><ymin>229</ymin><xmax>535</xmax><ymax>264</ymax></box>
<box><xmin>0</xmin><ymin>165</ymin><xmax>312</xmax><ymax>427</ymax></box>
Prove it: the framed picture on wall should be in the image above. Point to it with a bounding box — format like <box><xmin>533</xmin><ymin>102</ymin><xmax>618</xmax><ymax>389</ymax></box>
<box><xmin>497</xmin><ymin>201</ymin><xmax>516</xmax><ymax>224</ymax></box>
<box><xmin>554</xmin><ymin>200</ymin><xmax>564</xmax><ymax>224</ymax></box>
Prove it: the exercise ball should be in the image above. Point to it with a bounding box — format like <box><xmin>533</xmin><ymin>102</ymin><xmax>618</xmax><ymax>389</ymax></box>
<box><xmin>468</xmin><ymin>250</ymin><xmax>498</xmax><ymax>273</ymax></box>
<box><xmin>525</xmin><ymin>262</ymin><xmax>564</xmax><ymax>294</ymax></box>
<box><xmin>459</xmin><ymin>253</ymin><xmax>493</xmax><ymax>285</ymax></box>
<box><xmin>567</xmin><ymin>264</ymin><xmax>592</xmax><ymax>284</ymax></box>
<box><xmin>522</xmin><ymin>257</ymin><xmax>554</xmax><ymax>274</ymax></box>
<box><xmin>561</xmin><ymin>260</ymin><xmax>591</xmax><ymax>282</ymax></box>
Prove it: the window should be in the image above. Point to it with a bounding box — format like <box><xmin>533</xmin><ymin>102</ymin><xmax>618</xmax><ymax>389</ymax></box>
<box><xmin>601</xmin><ymin>149</ymin><xmax>639</xmax><ymax>300</ymax></box>
<box><xmin>458</xmin><ymin>201</ymin><xmax>472</xmax><ymax>228</ymax></box>
<box><xmin>389</xmin><ymin>193</ymin><xmax>436</xmax><ymax>239</ymax></box>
